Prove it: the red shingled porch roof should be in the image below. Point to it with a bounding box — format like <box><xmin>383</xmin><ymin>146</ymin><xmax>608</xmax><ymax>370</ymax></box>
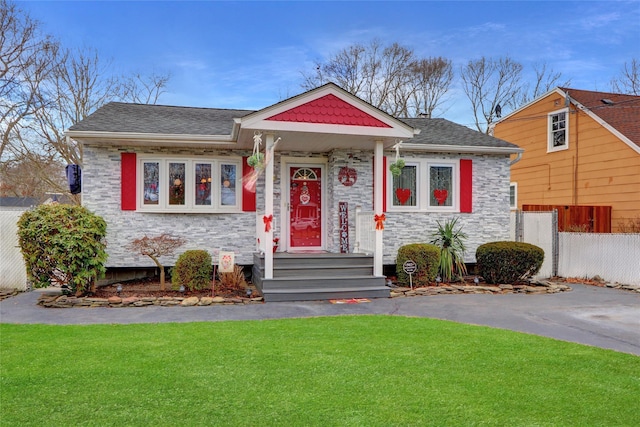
<box><xmin>265</xmin><ymin>94</ymin><xmax>391</xmax><ymax>128</ymax></box>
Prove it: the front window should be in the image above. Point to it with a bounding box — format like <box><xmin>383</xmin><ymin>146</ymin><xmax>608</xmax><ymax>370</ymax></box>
<box><xmin>510</xmin><ymin>182</ymin><xmax>517</xmax><ymax>209</ymax></box>
<box><xmin>143</xmin><ymin>162</ymin><xmax>160</xmax><ymax>205</ymax></box>
<box><xmin>220</xmin><ymin>163</ymin><xmax>237</xmax><ymax>206</ymax></box>
<box><xmin>138</xmin><ymin>157</ymin><xmax>241</xmax><ymax>212</ymax></box>
<box><xmin>387</xmin><ymin>157</ymin><xmax>459</xmax><ymax>212</ymax></box>
<box><xmin>195</xmin><ymin>163</ymin><xmax>212</xmax><ymax>206</ymax></box>
<box><xmin>168</xmin><ymin>162</ymin><xmax>186</xmax><ymax>205</ymax></box>
<box><xmin>429</xmin><ymin>165</ymin><xmax>453</xmax><ymax>207</ymax></box>
<box><xmin>548</xmin><ymin>109</ymin><xmax>568</xmax><ymax>152</ymax></box>
<box><xmin>392</xmin><ymin>164</ymin><xmax>417</xmax><ymax>207</ymax></box>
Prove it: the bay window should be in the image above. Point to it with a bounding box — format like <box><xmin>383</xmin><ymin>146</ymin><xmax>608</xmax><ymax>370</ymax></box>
<box><xmin>138</xmin><ymin>156</ymin><xmax>241</xmax><ymax>212</ymax></box>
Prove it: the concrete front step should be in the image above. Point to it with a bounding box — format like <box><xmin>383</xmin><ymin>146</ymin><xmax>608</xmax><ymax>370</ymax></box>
<box><xmin>262</xmin><ymin>285</ymin><xmax>390</xmax><ymax>302</ymax></box>
<box><xmin>252</xmin><ymin>252</ymin><xmax>388</xmax><ymax>302</ymax></box>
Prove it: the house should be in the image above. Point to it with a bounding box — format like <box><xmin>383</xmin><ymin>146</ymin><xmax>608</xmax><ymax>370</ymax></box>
<box><xmin>491</xmin><ymin>87</ymin><xmax>640</xmax><ymax>232</ymax></box>
<box><xmin>67</xmin><ymin>83</ymin><xmax>522</xmax><ymax>301</ymax></box>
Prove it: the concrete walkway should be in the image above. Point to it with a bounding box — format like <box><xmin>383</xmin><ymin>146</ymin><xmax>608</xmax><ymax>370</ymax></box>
<box><xmin>1</xmin><ymin>284</ymin><xmax>639</xmax><ymax>356</ymax></box>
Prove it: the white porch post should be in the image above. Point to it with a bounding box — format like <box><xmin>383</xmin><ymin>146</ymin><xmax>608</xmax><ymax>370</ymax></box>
<box><xmin>264</xmin><ymin>134</ymin><xmax>275</xmax><ymax>279</ymax></box>
<box><xmin>373</xmin><ymin>140</ymin><xmax>384</xmax><ymax>277</ymax></box>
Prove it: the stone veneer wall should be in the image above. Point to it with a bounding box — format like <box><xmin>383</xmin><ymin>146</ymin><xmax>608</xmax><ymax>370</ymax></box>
<box><xmin>83</xmin><ymin>145</ymin><xmax>511</xmax><ymax>268</ymax></box>
<box><xmin>82</xmin><ymin>145</ymin><xmax>257</xmax><ymax>267</ymax></box>
<box><xmin>327</xmin><ymin>150</ymin><xmax>512</xmax><ymax>265</ymax></box>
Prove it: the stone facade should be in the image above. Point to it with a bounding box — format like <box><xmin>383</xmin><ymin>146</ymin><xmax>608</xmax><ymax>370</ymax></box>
<box><xmin>83</xmin><ymin>144</ymin><xmax>511</xmax><ymax>268</ymax></box>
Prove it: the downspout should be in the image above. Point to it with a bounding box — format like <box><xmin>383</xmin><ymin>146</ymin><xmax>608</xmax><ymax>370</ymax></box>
<box><xmin>509</xmin><ymin>152</ymin><xmax>523</xmax><ymax>165</ymax></box>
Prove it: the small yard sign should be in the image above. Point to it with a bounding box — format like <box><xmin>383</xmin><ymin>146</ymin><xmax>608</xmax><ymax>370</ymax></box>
<box><xmin>403</xmin><ymin>259</ymin><xmax>417</xmax><ymax>290</ymax></box>
<box><xmin>219</xmin><ymin>251</ymin><xmax>235</xmax><ymax>273</ymax></box>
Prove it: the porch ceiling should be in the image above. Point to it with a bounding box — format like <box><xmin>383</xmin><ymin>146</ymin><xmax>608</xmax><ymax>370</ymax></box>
<box><xmin>73</xmin><ymin>129</ymin><xmax>401</xmax><ymax>152</ymax></box>
<box><xmin>236</xmin><ymin>128</ymin><xmax>400</xmax><ymax>152</ymax></box>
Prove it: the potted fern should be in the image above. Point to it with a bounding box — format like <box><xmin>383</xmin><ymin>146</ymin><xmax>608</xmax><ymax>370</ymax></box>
<box><xmin>247</xmin><ymin>152</ymin><xmax>264</xmax><ymax>170</ymax></box>
<box><xmin>389</xmin><ymin>158</ymin><xmax>405</xmax><ymax>177</ymax></box>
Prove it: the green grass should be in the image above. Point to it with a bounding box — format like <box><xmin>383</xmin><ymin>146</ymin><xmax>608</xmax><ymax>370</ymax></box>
<box><xmin>1</xmin><ymin>316</ymin><xmax>639</xmax><ymax>426</ymax></box>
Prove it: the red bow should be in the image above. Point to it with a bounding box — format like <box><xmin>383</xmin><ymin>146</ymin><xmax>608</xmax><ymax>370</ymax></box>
<box><xmin>374</xmin><ymin>214</ymin><xmax>386</xmax><ymax>230</ymax></box>
<box><xmin>263</xmin><ymin>215</ymin><xmax>273</xmax><ymax>232</ymax></box>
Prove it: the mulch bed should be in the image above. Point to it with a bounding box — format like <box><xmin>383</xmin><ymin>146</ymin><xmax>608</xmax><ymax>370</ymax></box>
<box><xmin>91</xmin><ymin>277</ymin><xmax>252</xmax><ymax>299</ymax></box>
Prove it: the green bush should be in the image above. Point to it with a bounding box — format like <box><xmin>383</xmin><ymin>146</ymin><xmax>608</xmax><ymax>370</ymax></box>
<box><xmin>171</xmin><ymin>250</ymin><xmax>212</xmax><ymax>291</ymax></box>
<box><xmin>396</xmin><ymin>243</ymin><xmax>440</xmax><ymax>287</ymax></box>
<box><xmin>476</xmin><ymin>241</ymin><xmax>544</xmax><ymax>284</ymax></box>
<box><xmin>17</xmin><ymin>204</ymin><xmax>107</xmax><ymax>295</ymax></box>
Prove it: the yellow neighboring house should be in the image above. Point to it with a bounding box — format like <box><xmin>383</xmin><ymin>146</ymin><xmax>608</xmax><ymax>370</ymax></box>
<box><xmin>491</xmin><ymin>87</ymin><xmax>640</xmax><ymax>232</ymax></box>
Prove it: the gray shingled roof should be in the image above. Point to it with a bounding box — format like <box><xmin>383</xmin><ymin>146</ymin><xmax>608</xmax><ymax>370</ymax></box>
<box><xmin>69</xmin><ymin>101</ymin><xmax>520</xmax><ymax>151</ymax></box>
<box><xmin>402</xmin><ymin>118</ymin><xmax>520</xmax><ymax>149</ymax></box>
<box><xmin>69</xmin><ymin>102</ymin><xmax>255</xmax><ymax>135</ymax></box>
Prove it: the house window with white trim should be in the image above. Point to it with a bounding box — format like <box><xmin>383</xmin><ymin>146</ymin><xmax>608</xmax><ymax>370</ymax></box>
<box><xmin>509</xmin><ymin>182</ymin><xmax>517</xmax><ymax>209</ymax></box>
<box><xmin>392</xmin><ymin>163</ymin><xmax>418</xmax><ymax>207</ymax></box>
<box><xmin>548</xmin><ymin>109</ymin><xmax>568</xmax><ymax>152</ymax></box>
<box><xmin>428</xmin><ymin>164</ymin><xmax>454</xmax><ymax>208</ymax></box>
<box><xmin>388</xmin><ymin>158</ymin><xmax>460</xmax><ymax>212</ymax></box>
<box><xmin>139</xmin><ymin>157</ymin><xmax>241</xmax><ymax>212</ymax></box>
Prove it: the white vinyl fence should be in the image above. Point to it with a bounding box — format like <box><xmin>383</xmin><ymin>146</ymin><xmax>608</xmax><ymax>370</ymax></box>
<box><xmin>0</xmin><ymin>210</ymin><xmax>28</xmax><ymax>290</ymax></box>
<box><xmin>558</xmin><ymin>233</ymin><xmax>640</xmax><ymax>285</ymax></box>
<box><xmin>512</xmin><ymin>210</ymin><xmax>640</xmax><ymax>285</ymax></box>
<box><xmin>512</xmin><ymin>211</ymin><xmax>557</xmax><ymax>279</ymax></box>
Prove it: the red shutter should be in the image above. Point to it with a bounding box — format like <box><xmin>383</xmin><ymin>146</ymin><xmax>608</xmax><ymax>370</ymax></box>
<box><xmin>383</xmin><ymin>156</ymin><xmax>387</xmax><ymax>213</ymax></box>
<box><xmin>460</xmin><ymin>159</ymin><xmax>472</xmax><ymax>213</ymax></box>
<box><xmin>121</xmin><ymin>153</ymin><xmax>137</xmax><ymax>210</ymax></box>
<box><xmin>242</xmin><ymin>156</ymin><xmax>256</xmax><ymax>212</ymax></box>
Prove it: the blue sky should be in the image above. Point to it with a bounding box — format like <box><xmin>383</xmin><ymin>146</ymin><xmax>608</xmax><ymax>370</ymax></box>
<box><xmin>18</xmin><ymin>0</ymin><xmax>640</xmax><ymax>127</ymax></box>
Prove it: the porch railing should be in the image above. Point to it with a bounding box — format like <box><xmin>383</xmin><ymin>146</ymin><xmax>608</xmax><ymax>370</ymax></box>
<box><xmin>354</xmin><ymin>206</ymin><xmax>375</xmax><ymax>254</ymax></box>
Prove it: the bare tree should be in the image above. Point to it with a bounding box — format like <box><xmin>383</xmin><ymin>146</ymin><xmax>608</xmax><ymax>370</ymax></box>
<box><xmin>0</xmin><ymin>0</ymin><xmax>62</xmax><ymax>160</ymax></box>
<box><xmin>120</xmin><ymin>71</ymin><xmax>171</xmax><ymax>104</ymax></box>
<box><xmin>1</xmin><ymin>0</ymin><xmax>170</xmax><ymax>203</ymax></box>
<box><xmin>409</xmin><ymin>57</ymin><xmax>454</xmax><ymax>118</ymax></box>
<box><xmin>519</xmin><ymin>61</ymin><xmax>570</xmax><ymax>105</ymax></box>
<box><xmin>460</xmin><ymin>56</ymin><xmax>523</xmax><ymax>133</ymax></box>
<box><xmin>128</xmin><ymin>234</ymin><xmax>186</xmax><ymax>291</ymax></box>
<box><xmin>303</xmin><ymin>40</ymin><xmax>447</xmax><ymax>118</ymax></box>
<box><xmin>611</xmin><ymin>59</ymin><xmax>639</xmax><ymax>95</ymax></box>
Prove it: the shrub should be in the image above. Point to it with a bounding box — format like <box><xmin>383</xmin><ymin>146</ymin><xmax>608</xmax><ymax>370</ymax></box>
<box><xmin>396</xmin><ymin>243</ymin><xmax>440</xmax><ymax>287</ymax></box>
<box><xmin>171</xmin><ymin>250</ymin><xmax>212</xmax><ymax>291</ymax></box>
<box><xmin>217</xmin><ymin>265</ymin><xmax>247</xmax><ymax>294</ymax></box>
<box><xmin>617</xmin><ymin>216</ymin><xmax>640</xmax><ymax>233</ymax></box>
<box><xmin>17</xmin><ymin>204</ymin><xmax>107</xmax><ymax>296</ymax></box>
<box><xmin>476</xmin><ymin>241</ymin><xmax>544</xmax><ymax>284</ymax></box>
<box><xmin>429</xmin><ymin>218</ymin><xmax>468</xmax><ymax>281</ymax></box>
<box><xmin>128</xmin><ymin>234</ymin><xmax>186</xmax><ymax>291</ymax></box>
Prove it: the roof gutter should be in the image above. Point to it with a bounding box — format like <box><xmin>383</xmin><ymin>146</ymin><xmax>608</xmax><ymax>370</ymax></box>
<box><xmin>65</xmin><ymin>130</ymin><xmax>237</xmax><ymax>145</ymax></box>
<box><xmin>509</xmin><ymin>152</ymin><xmax>523</xmax><ymax>165</ymax></box>
<box><xmin>398</xmin><ymin>143</ymin><xmax>524</xmax><ymax>155</ymax></box>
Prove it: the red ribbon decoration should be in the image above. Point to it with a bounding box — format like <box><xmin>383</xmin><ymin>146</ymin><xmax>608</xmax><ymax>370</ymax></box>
<box><xmin>263</xmin><ymin>215</ymin><xmax>273</xmax><ymax>232</ymax></box>
<box><xmin>374</xmin><ymin>213</ymin><xmax>386</xmax><ymax>230</ymax></box>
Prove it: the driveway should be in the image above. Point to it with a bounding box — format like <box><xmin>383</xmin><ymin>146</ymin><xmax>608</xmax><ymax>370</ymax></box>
<box><xmin>1</xmin><ymin>283</ymin><xmax>639</xmax><ymax>356</ymax></box>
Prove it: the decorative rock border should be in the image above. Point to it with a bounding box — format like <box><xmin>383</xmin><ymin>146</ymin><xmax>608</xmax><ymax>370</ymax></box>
<box><xmin>37</xmin><ymin>294</ymin><xmax>264</xmax><ymax>308</ymax></box>
<box><xmin>0</xmin><ymin>289</ymin><xmax>21</xmax><ymax>301</ymax></box>
<box><xmin>602</xmin><ymin>283</ymin><xmax>640</xmax><ymax>293</ymax></box>
<box><xmin>389</xmin><ymin>280</ymin><xmax>572</xmax><ymax>297</ymax></box>
<box><xmin>19</xmin><ymin>280</ymin><xmax>639</xmax><ymax>308</ymax></box>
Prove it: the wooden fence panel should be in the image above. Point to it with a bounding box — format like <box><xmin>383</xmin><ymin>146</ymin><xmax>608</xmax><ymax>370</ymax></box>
<box><xmin>523</xmin><ymin>204</ymin><xmax>611</xmax><ymax>233</ymax></box>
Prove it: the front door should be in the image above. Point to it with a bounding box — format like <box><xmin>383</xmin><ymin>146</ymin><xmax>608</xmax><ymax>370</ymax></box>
<box><xmin>289</xmin><ymin>166</ymin><xmax>323</xmax><ymax>250</ymax></box>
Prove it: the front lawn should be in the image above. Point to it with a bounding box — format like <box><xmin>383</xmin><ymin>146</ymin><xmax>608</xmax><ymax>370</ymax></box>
<box><xmin>1</xmin><ymin>316</ymin><xmax>638</xmax><ymax>426</ymax></box>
